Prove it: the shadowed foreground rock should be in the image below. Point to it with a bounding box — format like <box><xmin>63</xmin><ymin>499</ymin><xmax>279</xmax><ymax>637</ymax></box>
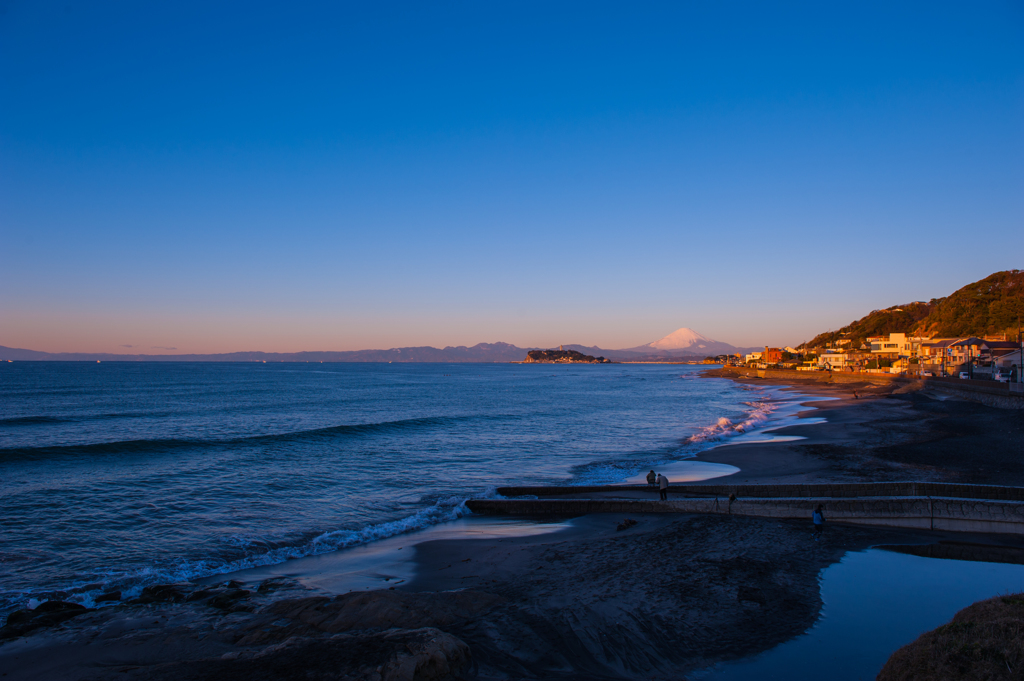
<box><xmin>238</xmin><ymin>589</ymin><xmax>502</xmax><ymax>643</ymax></box>
<box><xmin>0</xmin><ymin>601</ymin><xmax>89</xmax><ymax>639</ymax></box>
<box><xmin>134</xmin><ymin>589</ymin><xmax>499</xmax><ymax>680</ymax></box>
<box><xmin>0</xmin><ymin>584</ymin><xmax>496</xmax><ymax>681</ymax></box>
<box><xmin>878</xmin><ymin>593</ymin><xmax>1024</xmax><ymax>681</ymax></box>
<box><xmin>147</xmin><ymin>627</ymin><xmax>471</xmax><ymax>681</ymax></box>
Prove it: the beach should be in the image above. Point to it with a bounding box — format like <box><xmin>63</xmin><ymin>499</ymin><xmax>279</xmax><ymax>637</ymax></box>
<box><xmin>691</xmin><ymin>371</ymin><xmax>1024</xmax><ymax>487</ymax></box>
<box><xmin>3</xmin><ymin>374</ymin><xmax>1024</xmax><ymax>680</ymax></box>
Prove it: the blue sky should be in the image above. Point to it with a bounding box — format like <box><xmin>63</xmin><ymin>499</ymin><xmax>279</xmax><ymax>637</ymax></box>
<box><xmin>1</xmin><ymin>1</ymin><xmax>1022</xmax><ymax>353</ymax></box>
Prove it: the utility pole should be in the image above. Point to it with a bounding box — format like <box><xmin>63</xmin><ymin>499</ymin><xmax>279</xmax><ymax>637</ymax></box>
<box><xmin>1011</xmin><ymin>311</ymin><xmax>1019</xmax><ymax>382</ymax></box>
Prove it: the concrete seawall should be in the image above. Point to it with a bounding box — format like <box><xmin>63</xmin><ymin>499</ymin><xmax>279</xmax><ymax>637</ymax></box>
<box><xmin>467</xmin><ymin>496</ymin><xmax>1024</xmax><ymax>535</ymax></box>
<box><xmin>720</xmin><ymin>368</ymin><xmax>897</xmax><ymax>385</ymax></box>
<box><xmin>495</xmin><ymin>482</ymin><xmax>1024</xmax><ymax>502</ymax></box>
<box><xmin>923</xmin><ymin>381</ymin><xmax>1024</xmax><ymax>410</ymax></box>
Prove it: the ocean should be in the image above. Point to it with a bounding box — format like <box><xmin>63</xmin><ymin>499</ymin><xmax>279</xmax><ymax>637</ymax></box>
<box><xmin>0</xmin><ymin>361</ymin><xmax>794</xmax><ymax>616</ymax></box>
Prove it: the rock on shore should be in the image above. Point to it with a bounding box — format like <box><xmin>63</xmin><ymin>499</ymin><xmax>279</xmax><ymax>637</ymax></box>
<box><xmin>878</xmin><ymin>592</ymin><xmax>1024</xmax><ymax>680</ymax></box>
<box><xmin>0</xmin><ymin>581</ymin><xmax>493</xmax><ymax>681</ymax></box>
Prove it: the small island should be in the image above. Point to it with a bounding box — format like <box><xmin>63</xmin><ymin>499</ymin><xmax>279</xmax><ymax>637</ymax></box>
<box><xmin>523</xmin><ymin>348</ymin><xmax>612</xmax><ymax>364</ymax></box>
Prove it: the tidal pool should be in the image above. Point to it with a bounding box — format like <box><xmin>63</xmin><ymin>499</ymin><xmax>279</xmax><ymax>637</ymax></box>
<box><xmin>695</xmin><ymin>547</ymin><xmax>1024</xmax><ymax>680</ymax></box>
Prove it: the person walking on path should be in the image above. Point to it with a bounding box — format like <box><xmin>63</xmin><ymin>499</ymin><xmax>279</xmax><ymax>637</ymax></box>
<box><xmin>812</xmin><ymin>504</ymin><xmax>826</xmax><ymax>540</ymax></box>
<box><xmin>646</xmin><ymin>470</ymin><xmax>657</xmax><ymax>486</ymax></box>
<box><xmin>657</xmin><ymin>473</ymin><xmax>669</xmax><ymax>501</ymax></box>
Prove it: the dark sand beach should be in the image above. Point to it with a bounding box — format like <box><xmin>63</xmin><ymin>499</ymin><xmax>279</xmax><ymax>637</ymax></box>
<box><xmin>691</xmin><ymin>372</ymin><xmax>1024</xmax><ymax>487</ymax></box>
<box><xmin>3</xmin><ymin>376</ymin><xmax>1023</xmax><ymax>680</ymax></box>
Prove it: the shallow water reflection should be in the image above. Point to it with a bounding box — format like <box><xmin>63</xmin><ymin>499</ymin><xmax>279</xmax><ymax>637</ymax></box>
<box><xmin>696</xmin><ymin>547</ymin><xmax>1024</xmax><ymax>680</ymax></box>
<box><xmin>618</xmin><ymin>460</ymin><xmax>740</xmax><ymax>484</ymax></box>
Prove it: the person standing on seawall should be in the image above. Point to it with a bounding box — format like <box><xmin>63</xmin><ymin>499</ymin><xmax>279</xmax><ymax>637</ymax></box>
<box><xmin>813</xmin><ymin>504</ymin><xmax>826</xmax><ymax>540</ymax></box>
<box><xmin>647</xmin><ymin>470</ymin><xmax>657</xmax><ymax>486</ymax></box>
<box><xmin>658</xmin><ymin>473</ymin><xmax>669</xmax><ymax>501</ymax></box>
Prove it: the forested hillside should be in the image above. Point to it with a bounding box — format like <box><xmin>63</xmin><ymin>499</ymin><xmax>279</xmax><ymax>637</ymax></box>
<box><xmin>802</xmin><ymin>270</ymin><xmax>1024</xmax><ymax>348</ymax></box>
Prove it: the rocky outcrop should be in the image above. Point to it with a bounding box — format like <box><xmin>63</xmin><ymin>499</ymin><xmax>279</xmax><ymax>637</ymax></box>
<box><xmin>148</xmin><ymin>627</ymin><xmax>471</xmax><ymax>681</ymax></box>
<box><xmin>123</xmin><ymin>587</ymin><xmax>498</xmax><ymax>680</ymax></box>
<box><xmin>0</xmin><ymin>582</ymin><xmax>497</xmax><ymax>680</ymax></box>
<box><xmin>878</xmin><ymin>592</ymin><xmax>1024</xmax><ymax>680</ymax></box>
<box><xmin>235</xmin><ymin>589</ymin><xmax>503</xmax><ymax>646</ymax></box>
<box><xmin>0</xmin><ymin>600</ymin><xmax>89</xmax><ymax>639</ymax></box>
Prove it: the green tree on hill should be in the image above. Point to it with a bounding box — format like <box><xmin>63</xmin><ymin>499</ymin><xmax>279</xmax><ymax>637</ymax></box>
<box><xmin>800</xmin><ymin>270</ymin><xmax>1024</xmax><ymax>348</ymax></box>
<box><xmin>801</xmin><ymin>303</ymin><xmax>931</xmax><ymax>349</ymax></box>
<box><xmin>916</xmin><ymin>270</ymin><xmax>1024</xmax><ymax>338</ymax></box>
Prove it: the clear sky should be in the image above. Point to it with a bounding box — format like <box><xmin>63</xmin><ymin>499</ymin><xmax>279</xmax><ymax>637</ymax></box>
<box><xmin>2</xmin><ymin>1</ymin><xmax>1022</xmax><ymax>354</ymax></box>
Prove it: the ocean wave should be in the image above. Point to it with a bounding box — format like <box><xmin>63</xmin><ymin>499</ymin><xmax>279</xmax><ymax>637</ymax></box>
<box><xmin>683</xmin><ymin>399</ymin><xmax>775</xmax><ymax>444</ymax></box>
<box><xmin>246</xmin><ymin>416</ymin><xmax>462</xmax><ymax>445</ymax></box>
<box><xmin>566</xmin><ymin>396</ymin><xmax>779</xmax><ymax>486</ymax></box>
<box><xmin>0</xmin><ymin>416</ymin><xmax>66</xmax><ymax>426</ymax></box>
<box><xmin>0</xmin><ymin>412</ymin><xmax>169</xmax><ymax>427</ymax></box>
<box><xmin>0</xmin><ymin>415</ymin><xmax>476</xmax><ymax>459</ymax></box>
<box><xmin>0</xmin><ymin>437</ymin><xmax>210</xmax><ymax>459</ymax></box>
<box><xmin>0</xmin><ymin>488</ymin><xmax>506</xmax><ymax>617</ymax></box>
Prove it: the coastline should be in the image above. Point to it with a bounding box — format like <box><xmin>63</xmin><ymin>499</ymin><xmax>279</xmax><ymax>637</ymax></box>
<box><xmin>4</xmin><ymin>372</ymin><xmax>1024</xmax><ymax>679</ymax></box>
<box><xmin>692</xmin><ymin>368</ymin><xmax>1024</xmax><ymax>487</ymax></box>
<box><xmin>683</xmin><ymin>374</ymin><xmax>909</xmax><ymax>485</ymax></box>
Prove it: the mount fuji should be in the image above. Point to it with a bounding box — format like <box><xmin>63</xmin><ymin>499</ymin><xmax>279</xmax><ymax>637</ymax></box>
<box><xmin>633</xmin><ymin>328</ymin><xmax>716</xmax><ymax>352</ymax></box>
<box><xmin>612</xmin><ymin>327</ymin><xmax>758</xmax><ymax>358</ymax></box>
<box><xmin>559</xmin><ymin>328</ymin><xmax>758</xmax><ymax>361</ymax></box>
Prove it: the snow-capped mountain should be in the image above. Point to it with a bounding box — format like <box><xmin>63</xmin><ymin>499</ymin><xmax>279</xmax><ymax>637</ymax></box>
<box><xmin>643</xmin><ymin>328</ymin><xmax>714</xmax><ymax>351</ymax></box>
<box><xmin>615</xmin><ymin>327</ymin><xmax>759</xmax><ymax>357</ymax></box>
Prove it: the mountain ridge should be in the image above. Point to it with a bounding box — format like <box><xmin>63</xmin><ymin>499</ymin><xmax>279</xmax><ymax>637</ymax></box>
<box><xmin>0</xmin><ymin>329</ymin><xmax>760</xmax><ymax>363</ymax></box>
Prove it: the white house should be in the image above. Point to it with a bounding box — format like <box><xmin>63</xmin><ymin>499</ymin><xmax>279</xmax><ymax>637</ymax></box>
<box><xmin>870</xmin><ymin>333</ymin><xmax>923</xmax><ymax>356</ymax></box>
<box><xmin>818</xmin><ymin>351</ymin><xmax>849</xmax><ymax>370</ymax></box>
<box><xmin>994</xmin><ymin>350</ymin><xmax>1022</xmax><ymax>370</ymax></box>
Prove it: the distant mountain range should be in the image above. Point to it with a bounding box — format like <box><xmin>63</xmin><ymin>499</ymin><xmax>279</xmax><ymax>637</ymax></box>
<box><xmin>0</xmin><ymin>328</ymin><xmax>760</xmax><ymax>363</ymax></box>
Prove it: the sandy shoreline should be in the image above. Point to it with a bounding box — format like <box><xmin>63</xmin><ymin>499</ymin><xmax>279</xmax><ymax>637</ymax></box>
<box><xmin>3</xmin><ymin>373</ymin><xmax>1024</xmax><ymax>680</ymax></box>
<box><xmin>692</xmin><ymin>370</ymin><xmax>1024</xmax><ymax>487</ymax></box>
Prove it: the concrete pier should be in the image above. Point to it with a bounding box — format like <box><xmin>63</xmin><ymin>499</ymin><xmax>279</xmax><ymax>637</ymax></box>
<box><xmin>469</xmin><ymin>482</ymin><xmax>1024</xmax><ymax>535</ymax></box>
<box><xmin>495</xmin><ymin>481</ymin><xmax>1024</xmax><ymax>502</ymax></box>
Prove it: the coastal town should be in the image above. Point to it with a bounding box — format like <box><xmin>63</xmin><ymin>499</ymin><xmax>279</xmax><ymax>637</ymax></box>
<box><xmin>708</xmin><ymin>332</ymin><xmax>1022</xmax><ymax>387</ymax></box>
